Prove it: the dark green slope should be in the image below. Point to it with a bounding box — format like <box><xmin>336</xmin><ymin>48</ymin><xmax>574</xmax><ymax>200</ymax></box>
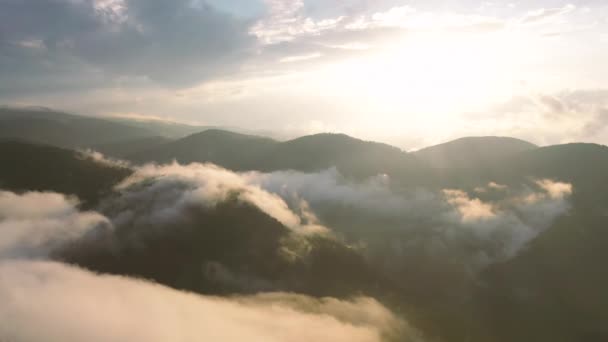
<box><xmin>0</xmin><ymin>140</ymin><xmax>131</xmax><ymax>205</ymax></box>
<box><xmin>443</xmin><ymin>143</ymin><xmax>608</xmax><ymax>342</ymax></box>
<box><xmin>0</xmin><ymin>108</ymin><xmax>156</xmax><ymax>148</ymax></box>
<box><xmin>59</xmin><ymin>199</ymin><xmax>384</xmax><ymax>300</ymax></box>
<box><xmin>474</xmin><ymin>211</ymin><xmax>608</xmax><ymax>342</ymax></box>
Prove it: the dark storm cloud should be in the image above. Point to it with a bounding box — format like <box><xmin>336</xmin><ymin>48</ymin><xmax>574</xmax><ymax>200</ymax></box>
<box><xmin>0</xmin><ymin>0</ymin><xmax>257</xmax><ymax>95</ymax></box>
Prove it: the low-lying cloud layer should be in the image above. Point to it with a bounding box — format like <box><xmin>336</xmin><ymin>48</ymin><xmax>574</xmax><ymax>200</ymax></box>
<box><xmin>0</xmin><ymin>260</ymin><xmax>402</xmax><ymax>342</ymax></box>
<box><xmin>0</xmin><ymin>191</ymin><xmax>110</xmax><ymax>258</ymax></box>
<box><xmin>0</xmin><ymin>189</ymin><xmax>406</xmax><ymax>342</ymax></box>
<box><xmin>4</xmin><ymin>161</ymin><xmax>570</xmax><ymax>270</ymax></box>
<box><xmin>0</xmin><ymin>159</ymin><xmax>579</xmax><ymax>341</ymax></box>
<box><xmin>247</xmin><ymin>169</ymin><xmax>573</xmax><ymax>266</ymax></box>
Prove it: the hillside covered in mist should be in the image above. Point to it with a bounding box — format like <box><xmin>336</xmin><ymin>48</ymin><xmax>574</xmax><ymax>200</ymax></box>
<box><xmin>1</xmin><ymin>109</ymin><xmax>608</xmax><ymax>342</ymax></box>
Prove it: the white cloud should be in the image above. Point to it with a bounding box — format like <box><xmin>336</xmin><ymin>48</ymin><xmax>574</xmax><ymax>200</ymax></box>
<box><xmin>93</xmin><ymin>0</ymin><xmax>128</xmax><ymax>25</ymax></box>
<box><xmin>279</xmin><ymin>52</ymin><xmax>323</xmax><ymax>63</ymax></box>
<box><xmin>251</xmin><ymin>0</ymin><xmax>334</xmax><ymax>44</ymax></box>
<box><xmin>521</xmin><ymin>4</ymin><xmax>576</xmax><ymax>24</ymax></box>
<box><xmin>0</xmin><ymin>259</ymin><xmax>404</xmax><ymax>342</ymax></box>
<box><xmin>0</xmin><ymin>191</ymin><xmax>111</xmax><ymax>259</ymax></box>
<box><xmin>113</xmin><ymin>162</ymin><xmax>327</xmax><ymax>234</ymax></box>
<box><xmin>252</xmin><ymin>3</ymin><xmax>505</xmax><ymax>46</ymax></box>
<box><xmin>79</xmin><ymin>149</ymin><xmax>131</xmax><ymax>168</ymax></box>
<box><xmin>443</xmin><ymin>189</ymin><xmax>496</xmax><ymax>222</ymax></box>
<box><xmin>535</xmin><ymin>179</ymin><xmax>573</xmax><ymax>200</ymax></box>
<box><xmin>466</xmin><ymin>90</ymin><xmax>608</xmax><ymax>146</ymax></box>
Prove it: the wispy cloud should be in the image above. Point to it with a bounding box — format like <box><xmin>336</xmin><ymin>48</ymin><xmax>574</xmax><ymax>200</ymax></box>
<box><xmin>279</xmin><ymin>52</ymin><xmax>323</xmax><ymax>63</ymax></box>
<box><xmin>521</xmin><ymin>4</ymin><xmax>576</xmax><ymax>24</ymax></box>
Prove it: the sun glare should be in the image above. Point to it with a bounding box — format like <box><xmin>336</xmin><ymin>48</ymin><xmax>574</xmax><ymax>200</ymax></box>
<box><xmin>323</xmin><ymin>31</ymin><xmax>517</xmax><ymax>117</ymax></box>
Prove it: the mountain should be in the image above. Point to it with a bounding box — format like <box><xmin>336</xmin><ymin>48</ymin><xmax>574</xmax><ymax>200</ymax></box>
<box><xmin>474</xmin><ymin>210</ymin><xmax>608</xmax><ymax>342</ymax></box>
<box><xmin>4</xmin><ymin>110</ymin><xmax>608</xmax><ymax>342</ymax></box>
<box><xmin>506</xmin><ymin>143</ymin><xmax>608</xmax><ymax>209</ymax></box>
<box><xmin>446</xmin><ymin>143</ymin><xmax>608</xmax><ymax>211</ymax></box>
<box><xmin>414</xmin><ymin>136</ymin><xmax>537</xmax><ymax>169</ymax></box>
<box><xmin>92</xmin><ymin>136</ymin><xmax>173</xmax><ymax>159</ymax></box>
<box><xmin>60</xmin><ymin>199</ymin><xmax>383</xmax><ymax>299</ymax></box>
<box><xmin>0</xmin><ymin>108</ymin><xmax>156</xmax><ymax>149</ymax></box>
<box><xmin>130</xmin><ymin>131</ymin><xmax>433</xmax><ymax>183</ymax></box>
<box><xmin>130</xmin><ymin>129</ymin><xmax>279</xmax><ymax>170</ymax></box>
<box><xmin>436</xmin><ymin>142</ymin><xmax>608</xmax><ymax>341</ymax></box>
<box><xmin>0</xmin><ymin>139</ymin><xmax>386</xmax><ymax>313</ymax></box>
<box><xmin>105</xmin><ymin>117</ymin><xmax>212</xmax><ymax>139</ymax></box>
<box><xmin>107</xmin><ymin>116</ymin><xmax>286</xmax><ymax>140</ymax></box>
<box><xmin>267</xmin><ymin>133</ymin><xmax>435</xmax><ymax>183</ymax></box>
<box><xmin>0</xmin><ymin>140</ymin><xmax>130</xmax><ymax>205</ymax></box>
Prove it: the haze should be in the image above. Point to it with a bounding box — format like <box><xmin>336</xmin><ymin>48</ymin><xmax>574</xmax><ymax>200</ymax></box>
<box><xmin>2</xmin><ymin>0</ymin><xmax>608</xmax><ymax>148</ymax></box>
<box><xmin>2</xmin><ymin>1</ymin><xmax>608</xmax><ymax>342</ymax></box>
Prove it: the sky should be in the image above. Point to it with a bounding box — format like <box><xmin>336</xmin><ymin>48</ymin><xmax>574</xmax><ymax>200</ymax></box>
<box><xmin>1</xmin><ymin>0</ymin><xmax>608</xmax><ymax>149</ymax></box>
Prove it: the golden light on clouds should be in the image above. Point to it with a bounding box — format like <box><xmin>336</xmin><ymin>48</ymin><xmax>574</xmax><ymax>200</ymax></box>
<box><xmin>3</xmin><ymin>1</ymin><xmax>608</xmax><ymax>148</ymax></box>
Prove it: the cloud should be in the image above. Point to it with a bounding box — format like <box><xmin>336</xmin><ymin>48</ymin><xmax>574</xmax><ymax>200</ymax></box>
<box><xmin>0</xmin><ymin>259</ymin><xmax>405</xmax><ymax>342</ymax></box>
<box><xmin>246</xmin><ymin>169</ymin><xmax>573</xmax><ymax>265</ymax></box>
<box><xmin>251</xmin><ymin>0</ymin><xmax>342</xmax><ymax>44</ymax></box>
<box><xmin>79</xmin><ymin>149</ymin><xmax>131</xmax><ymax>168</ymax></box>
<box><xmin>111</xmin><ymin>162</ymin><xmax>327</xmax><ymax>234</ymax></box>
<box><xmin>0</xmin><ymin>162</ymin><xmax>573</xmax><ymax>276</ymax></box>
<box><xmin>0</xmin><ymin>191</ymin><xmax>111</xmax><ymax>258</ymax></box>
<box><xmin>469</xmin><ymin>90</ymin><xmax>608</xmax><ymax>145</ymax></box>
<box><xmin>489</xmin><ymin>181</ymin><xmax>508</xmax><ymax>190</ymax></box>
<box><xmin>535</xmin><ymin>179</ymin><xmax>573</xmax><ymax>199</ymax></box>
<box><xmin>251</xmin><ymin>1</ymin><xmax>506</xmax><ymax>46</ymax></box>
<box><xmin>0</xmin><ymin>167</ymin><xmax>414</xmax><ymax>342</ymax></box>
<box><xmin>582</xmin><ymin>108</ymin><xmax>608</xmax><ymax>138</ymax></box>
<box><xmin>521</xmin><ymin>4</ymin><xmax>576</xmax><ymax>24</ymax></box>
<box><xmin>443</xmin><ymin>189</ymin><xmax>495</xmax><ymax>222</ymax></box>
<box><xmin>279</xmin><ymin>52</ymin><xmax>323</xmax><ymax>63</ymax></box>
<box><xmin>475</xmin><ymin>181</ymin><xmax>508</xmax><ymax>193</ymax></box>
<box><xmin>0</xmin><ymin>0</ymin><xmax>257</xmax><ymax>95</ymax></box>
<box><xmin>0</xmin><ymin>162</ymin><xmax>577</xmax><ymax>341</ymax></box>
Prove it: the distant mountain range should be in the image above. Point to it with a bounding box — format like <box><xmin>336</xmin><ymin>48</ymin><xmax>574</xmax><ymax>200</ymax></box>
<box><xmin>4</xmin><ymin>107</ymin><xmax>608</xmax><ymax>196</ymax></box>
<box><xmin>0</xmin><ymin>107</ymin><xmax>155</xmax><ymax>148</ymax></box>
<box><xmin>0</xmin><ymin>107</ymin><xmax>288</xmax><ymax>149</ymax></box>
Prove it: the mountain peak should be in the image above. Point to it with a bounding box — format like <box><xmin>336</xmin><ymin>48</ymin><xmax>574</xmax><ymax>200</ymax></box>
<box><xmin>414</xmin><ymin>136</ymin><xmax>537</xmax><ymax>169</ymax></box>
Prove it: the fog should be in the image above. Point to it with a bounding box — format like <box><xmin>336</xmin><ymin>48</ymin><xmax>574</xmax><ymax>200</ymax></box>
<box><xmin>0</xmin><ymin>190</ymin><xmax>412</xmax><ymax>342</ymax></box>
<box><xmin>0</xmin><ymin>260</ymin><xmax>405</xmax><ymax>342</ymax></box>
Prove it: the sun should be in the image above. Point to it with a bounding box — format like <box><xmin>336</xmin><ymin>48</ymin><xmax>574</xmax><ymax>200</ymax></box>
<box><xmin>320</xmin><ymin>31</ymin><xmax>517</xmax><ymax>118</ymax></box>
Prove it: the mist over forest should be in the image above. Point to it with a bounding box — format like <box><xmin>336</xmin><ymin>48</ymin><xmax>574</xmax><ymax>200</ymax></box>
<box><xmin>2</xmin><ymin>0</ymin><xmax>608</xmax><ymax>341</ymax></box>
<box><xmin>1</xmin><ymin>107</ymin><xmax>607</xmax><ymax>341</ymax></box>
